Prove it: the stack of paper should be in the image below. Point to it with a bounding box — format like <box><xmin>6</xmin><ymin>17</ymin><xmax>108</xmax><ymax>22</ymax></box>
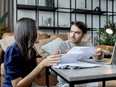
<box><xmin>53</xmin><ymin>61</ymin><xmax>100</xmax><ymax>69</ymax></box>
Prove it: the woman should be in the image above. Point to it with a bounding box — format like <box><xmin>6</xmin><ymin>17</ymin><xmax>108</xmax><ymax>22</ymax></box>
<box><xmin>3</xmin><ymin>18</ymin><xmax>60</xmax><ymax>87</ymax></box>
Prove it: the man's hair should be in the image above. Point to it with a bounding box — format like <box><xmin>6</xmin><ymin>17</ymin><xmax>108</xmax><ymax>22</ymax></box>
<box><xmin>71</xmin><ymin>21</ymin><xmax>87</xmax><ymax>34</ymax></box>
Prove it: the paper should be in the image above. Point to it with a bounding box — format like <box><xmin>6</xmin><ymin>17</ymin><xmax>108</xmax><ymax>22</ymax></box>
<box><xmin>53</xmin><ymin>61</ymin><xmax>100</xmax><ymax>69</ymax></box>
<box><xmin>60</xmin><ymin>46</ymin><xmax>96</xmax><ymax>63</ymax></box>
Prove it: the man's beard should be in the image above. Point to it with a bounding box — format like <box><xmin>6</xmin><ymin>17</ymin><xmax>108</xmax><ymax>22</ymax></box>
<box><xmin>69</xmin><ymin>37</ymin><xmax>82</xmax><ymax>45</ymax></box>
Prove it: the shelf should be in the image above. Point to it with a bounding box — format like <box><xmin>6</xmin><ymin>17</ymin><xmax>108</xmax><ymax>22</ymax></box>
<box><xmin>71</xmin><ymin>9</ymin><xmax>106</xmax><ymax>15</ymax></box>
<box><xmin>39</xmin><ymin>26</ymin><xmax>56</xmax><ymax>29</ymax></box>
<box><xmin>56</xmin><ymin>11</ymin><xmax>70</xmax><ymax>13</ymax></box>
<box><xmin>17</xmin><ymin>4</ymin><xmax>37</xmax><ymax>10</ymax></box>
<box><xmin>39</xmin><ymin>26</ymin><xmax>70</xmax><ymax>30</ymax></box>
<box><xmin>58</xmin><ymin>27</ymin><xmax>70</xmax><ymax>30</ymax></box>
<box><xmin>16</xmin><ymin>0</ymin><xmax>115</xmax><ymax>44</ymax></box>
<box><xmin>17</xmin><ymin>4</ymin><xmax>57</xmax><ymax>11</ymax></box>
<box><xmin>39</xmin><ymin>26</ymin><xmax>96</xmax><ymax>31</ymax></box>
<box><xmin>38</xmin><ymin>6</ymin><xmax>57</xmax><ymax>11</ymax></box>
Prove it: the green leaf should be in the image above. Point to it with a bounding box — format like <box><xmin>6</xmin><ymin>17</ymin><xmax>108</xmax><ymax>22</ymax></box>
<box><xmin>95</xmin><ymin>25</ymin><xmax>115</xmax><ymax>46</ymax></box>
<box><xmin>0</xmin><ymin>12</ymin><xmax>8</xmax><ymax>28</ymax></box>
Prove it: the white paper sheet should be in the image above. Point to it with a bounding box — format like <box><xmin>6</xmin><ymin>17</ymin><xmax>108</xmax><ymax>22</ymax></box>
<box><xmin>59</xmin><ymin>46</ymin><xmax>96</xmax><ymax>63</ymax></box>
<box><xmin>53</xmin><ymin>61</ymin><xmax>100</xmax><ymax>69</ymax></box>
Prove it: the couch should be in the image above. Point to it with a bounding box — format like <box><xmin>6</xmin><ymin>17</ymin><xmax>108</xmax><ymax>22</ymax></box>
<box><xmin>1</xmin><ymin>32</ymin><xmax>116</xmax><ymax>87</ymax></box>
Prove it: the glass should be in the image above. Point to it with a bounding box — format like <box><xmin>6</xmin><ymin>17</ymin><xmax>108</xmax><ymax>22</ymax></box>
<box><xmin>104</xmin><ymin>46</ymin><xmax>112</xmax><ymax>58</ymax></box>
<box><xmin>97</xmin><ymin>55</ymin><xmax>104</xmax><ymax>62</ymax></box>
<box><xmin>95</xmin><ymin>51</ymin><xmax>104</xmax><ymax>67</ymax></box>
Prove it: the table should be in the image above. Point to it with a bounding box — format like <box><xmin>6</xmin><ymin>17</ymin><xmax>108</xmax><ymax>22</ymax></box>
<box><xmin>46</xmin><ymin>64</ymin><xmax>116</xmax><ymax>87</ymax></box>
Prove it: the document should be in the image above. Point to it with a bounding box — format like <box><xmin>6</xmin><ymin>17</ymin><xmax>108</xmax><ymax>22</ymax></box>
<box><xmin>60</xmin><ymin>46</ymin><xmax>96</xmax><ymax>63</ymax></box>
<box><xmin>53</xmin><ymin>61</ymin><xmax>100</xmax><ymax>69</ymax></box>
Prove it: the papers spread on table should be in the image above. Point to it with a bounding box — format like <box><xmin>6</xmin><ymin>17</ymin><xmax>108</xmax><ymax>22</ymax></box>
<box><xmin>59</xmin><ymin>46</ymin><xmax>96</xmax><ymax>64</ymax></box>
<box><xmin>52</xmin><ymin>61</ymin><xmax>100</xmax><ymax>69</ymax></box>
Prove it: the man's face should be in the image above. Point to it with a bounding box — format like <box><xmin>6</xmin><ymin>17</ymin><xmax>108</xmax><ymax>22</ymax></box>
<box><xmin>69</xmin><ymin>25</ymin><xmax>84</xmax><ymax>44</ymax></box>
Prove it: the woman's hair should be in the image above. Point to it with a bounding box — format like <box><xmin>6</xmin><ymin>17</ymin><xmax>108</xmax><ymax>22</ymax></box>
<box><xmin>71</xmin><ymin>21</ymin><xmax>87</xmax><ymax>34</ymax></box>
<box><xmin>14</xmin><ymin>18</ymin><xmax>37</xmax><ymax>61</ymax></box>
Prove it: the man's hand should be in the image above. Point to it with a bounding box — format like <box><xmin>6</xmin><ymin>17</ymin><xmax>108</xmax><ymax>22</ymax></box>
<box><xmin>93</xmin><ymin>48</ymin><xmax>104</xmax><ymax>60</ymax></box>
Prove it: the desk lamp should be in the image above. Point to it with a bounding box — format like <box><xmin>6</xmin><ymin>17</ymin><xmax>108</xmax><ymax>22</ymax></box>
<box><xmin>106</xmin><ymin>28</ymin><xmax>113</xmax><ymax>34</ymax></box>
<box><xmin>105</xmin><ymin>23</ymin><xmax>115</xmax><ymax>35</ymax></box>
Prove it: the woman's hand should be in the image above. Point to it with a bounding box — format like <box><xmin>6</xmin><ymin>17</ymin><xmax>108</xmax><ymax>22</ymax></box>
<box><xmin>93</xmin><ymin>48</ymin><xmax>104</xmax><ymax>60</ymax></box>
<box><xmin>40</xmin><ymin>54</ymin><xmax>61</xmax><ymax>67</ymax></box>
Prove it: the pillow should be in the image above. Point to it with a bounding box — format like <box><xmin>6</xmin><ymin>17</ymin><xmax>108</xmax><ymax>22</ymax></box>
<box><xmin>0</xmin><ymin>36</ymin><xmax>15</xmax><ymax>51</ymax></box>
<box><xmin>35</xmin><ymin>33</ymin><xmax>50</xmax><ymax>43</ymax></box>
<box><xmin>41</xmin><ymin>38</ymin><xmax>63</xmax><ymax>54</ymax></box>
<box><xmin>38</xmin><ymin>34</ymin><xmax>50</xmax><ymax>40</ymax></box>
<box><xmin>82</xmin><ymin>35</ymin><xmax>91</xmax><ymax>42</ymax></box>
<box><xmin>34</xmin><ymin>36</ymin><xmax>57</xmax><ymax>58</ymax></box>
<box><xmin>37</xmin><ymin>30</ymin><xmax>45</xmax><ymax>34</ymax></box>
<box><xmin>49</xmin><ymin>34</ymin><xmax>68</xmax><ymax>41</ymax></box>
<box><xmin>2</xmin><ymin>33</ymin><xmax>13</xmax><ymax>39</ymax></box>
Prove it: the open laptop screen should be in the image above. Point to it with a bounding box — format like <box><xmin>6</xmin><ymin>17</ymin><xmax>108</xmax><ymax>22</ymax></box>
<box><xmin>109</xmin><ymin>42</ymin><xmax>116</xmax><ymax>65</ymax></box>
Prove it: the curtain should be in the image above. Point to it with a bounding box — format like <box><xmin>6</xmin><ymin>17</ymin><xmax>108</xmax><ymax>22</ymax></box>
<box><xmin>0</xmin><ymin>0</ymin><xmax>14</xmax><ymax>32</ymax></box>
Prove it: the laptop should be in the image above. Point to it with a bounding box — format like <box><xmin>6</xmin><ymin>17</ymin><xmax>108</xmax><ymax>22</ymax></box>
<box><xmin>53</xmin><ymin>43</ymin><xmax>116</xmax><ymax>69</ymax></box>
<box><xmin>106</xmin><ymin>42</ymin><xmax>116</xmax><ymax>65</ymax></box>
<box><xmin>80</xmin><ymin>42</ymin><xmax>116</xmax><ymax>65</ymax></box>
<box><xmin>94</xmin><ymin>42</ymin><xmax>116</xmax><ymax>65</ymax></box>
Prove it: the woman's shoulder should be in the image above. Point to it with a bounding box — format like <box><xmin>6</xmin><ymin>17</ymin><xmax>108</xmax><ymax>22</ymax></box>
<box><xmin>5</xmin><ymin>43</ymin><xmax>21</xmax><ymax>57</ymax></box>
<box><xmin>6</xmin><ymin>43</ymin><xmax>18</xmax><ymax>51</ymax></box>
<box><xmin>4</xmin><ymin>43</ymin><xmax>22</xmax><ymax>64</ymax></box>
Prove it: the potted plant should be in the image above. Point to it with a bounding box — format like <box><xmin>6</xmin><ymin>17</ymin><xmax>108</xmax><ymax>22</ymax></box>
<box><xmin>0</xmin><ymin>12</ymin><xmax>9</xmax><ymax>38</ymax></box>
<box><xmin>95</xmin><ymin>20</ymin><xmax>115</xmax><ymax>46</ymax></box>
<box><xmin>95</xmin><ymin>20</ymin><xmax>115</xmax><ymax>57</ymax></box>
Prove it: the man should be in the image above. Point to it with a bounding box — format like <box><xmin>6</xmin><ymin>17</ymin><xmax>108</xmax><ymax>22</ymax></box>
<box><xmin>56</xmin><ymin>21</ymin><xmax>103</xmax><ymax>87</ymax></box>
